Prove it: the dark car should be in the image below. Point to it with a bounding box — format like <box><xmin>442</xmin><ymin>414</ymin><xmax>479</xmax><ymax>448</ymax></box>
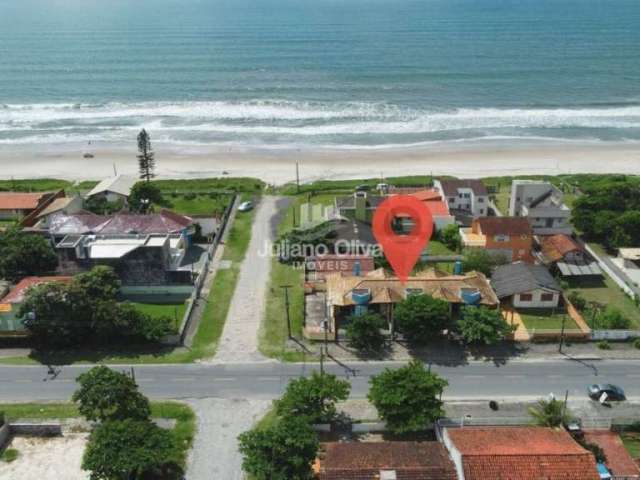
<box><xmin>588</xmin><ymin>384</ymin><xmax>626</xmax><ymax>401</ymax></box>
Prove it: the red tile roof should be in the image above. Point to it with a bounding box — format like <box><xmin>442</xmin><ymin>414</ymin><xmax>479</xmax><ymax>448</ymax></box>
<box><xmin>583</xmin><ymin>431</ymin><xmax>640</xmax><ymax>478</ymax></box>
<box><xmin>318</xmin><ymin>442</ymin><xmax>457</xmax><ymax>480</ymax></box>
<box><xmin>541</xmin><ymin>234</ymin><xmax>583</xmax><ymax>263</ymax></box>
<box><xmin>391</xmin><ymin>190</ymin><xmax>451</xmax><ymax>218</ymax></box>
<box><xmin>0</xmin><ymin>192</ymin><xmax>49</xmax><ymax>211</ymax></box>
<box><xmin>447</xmin><ymin>427</ymin><xmax>600</xmax><ymax>480</ymax></box>
<box><xmin>0</xmin><ymin>276</ymin><xmax>73</xmax><ymax>304</ymax></box>
<box><xmin>477</xmin><ymin>217</ymin><xmax>532</xmax><ymax>236</ymax></box>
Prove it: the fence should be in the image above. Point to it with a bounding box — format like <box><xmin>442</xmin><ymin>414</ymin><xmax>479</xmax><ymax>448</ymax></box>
<box><xmin>177</xmin><ymin>194</ymin><xmax>238</xmax><ymax>345</ymax></box>
<box><xmin>592</xmin><ymin>330</ymin><xmax>640</xmax><ymax>341</ymax></box>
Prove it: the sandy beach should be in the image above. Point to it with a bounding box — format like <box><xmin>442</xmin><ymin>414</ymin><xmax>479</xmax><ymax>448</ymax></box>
<box><xmin>0</xmin><ymin>140</ymin><xmax>638</xmax><ymax>184</ymax></box>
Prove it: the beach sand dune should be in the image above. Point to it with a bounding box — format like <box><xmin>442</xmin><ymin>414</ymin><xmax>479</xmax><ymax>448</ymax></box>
<box><xmin>0</xmin><ymin>141</ymin><xmax>638</xmax><ymax>184</ymax></box>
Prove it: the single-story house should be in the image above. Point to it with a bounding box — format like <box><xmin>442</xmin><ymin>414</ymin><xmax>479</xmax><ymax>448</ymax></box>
<box><xmin>461</xmin><ymin>216</ymin><xmax>534</xmax><ymax>263</ymax></box>
<box><xmin>315</xmin><ymin>442</ymin><xmax>457</xmax><ymax>480</ymax></box>
<box><xmin>582</xmin><ymin>431</ymin><xmax>640</xmax><ymax>479</ymax></box>
<box><xmin>86</xmin><ymin>174</ymin><xmax>137</xmax><ymax>203</ymax></box>
<box><xmin>0</xmin><ymin>191</ymin><xmax>60</xmax><ymax>220</ymax></box>
<box><xmin>324</xmin><ymin>268</ymin><xmax>499</xmax><ymax>334</ymax></box>
<box><xmin>395</xmin><ymin>189</ymin><xmax>456</xmax><ymax>231</ymax></box>
<box><xmin>0</xmin><ymin>276</ymin><xmax>73</xmax><ymax>333</ymax></box>
<box><xmin>491</xmin><ymin>262</ymin><xmax>562</xmax><ymax>309</ymax></box>
<box><xmin>539</xmin><ymin>234</ymin><xmax>602</xmax><ymax>278</ymax></box>
<box><xmin>441</xmin><ymin>426</ymin><xmax>600</xmax><ymax>480</ymax></box>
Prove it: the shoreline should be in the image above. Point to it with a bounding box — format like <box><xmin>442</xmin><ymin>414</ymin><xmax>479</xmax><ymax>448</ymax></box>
<box><xmin>1</xmin><ymin>139</ymin><xmax>639</xmax><ymax>184</ymax></box>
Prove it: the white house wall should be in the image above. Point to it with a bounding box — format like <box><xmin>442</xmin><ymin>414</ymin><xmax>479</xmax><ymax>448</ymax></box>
<box><xmin>512</xmin><ymin>288</ymin><xmax>560</xmax><ymax>309</ymax></box>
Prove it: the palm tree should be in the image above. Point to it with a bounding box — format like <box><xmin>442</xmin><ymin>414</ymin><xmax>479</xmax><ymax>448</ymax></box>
<box><xmin>528</xmin><ymin>397</ymin><xmax>573</xmax><ymax>427</ymax></box>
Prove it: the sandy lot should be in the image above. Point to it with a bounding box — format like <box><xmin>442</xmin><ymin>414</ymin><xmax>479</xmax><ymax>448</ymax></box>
<box><xmin>0</xmin><ymin>434</ymin><xmax>89</xmax><ymax>480</ymax></box>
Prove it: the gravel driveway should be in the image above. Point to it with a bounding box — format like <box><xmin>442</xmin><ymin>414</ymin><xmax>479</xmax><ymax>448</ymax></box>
<box><xmin>185</xmin><ymin>398</ymin><xmax>271</xmax><ymax>480</ymax></box>
<box><xmin>213</xmin><ymin>196</ymin><xmax>280</xmax><ymax>363</ymax></box>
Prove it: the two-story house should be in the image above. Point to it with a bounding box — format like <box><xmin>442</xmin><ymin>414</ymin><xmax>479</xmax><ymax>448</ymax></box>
<box><xmin>433</xmin><ymin>179</ymin><xmax>489</xmax><ymax>218</ymax></box>
<box><xmin>460</xmin><ymin>216</ymin><xmax>534</xmax><ymax>263</ymax></box>
<box><xmin>509</xmin><ymin>180</ymin><xmax>572</xmax><ymax>235</ymax></box>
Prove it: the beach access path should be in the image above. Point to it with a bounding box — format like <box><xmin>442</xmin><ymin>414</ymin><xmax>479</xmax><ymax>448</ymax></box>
<box><xmin>212</xmin><ymin>196</ymin><xmax>280</xmax><ymax>363</ymax></box>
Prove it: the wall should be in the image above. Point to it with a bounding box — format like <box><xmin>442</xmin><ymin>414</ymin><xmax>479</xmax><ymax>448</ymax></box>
<box><xmin>0</xmin><ymin>422</ymin><xmax>9</xmax><ymax>449</ymax></box>
<box><xmin>485</xmin><ymin>234</ymin><xmax>533</xmax><ymax>263</ymax></box>
<box><xmin>513</xmin><ymin>288</ymin><xmax>560</xmax><ymax>309</ymax></box>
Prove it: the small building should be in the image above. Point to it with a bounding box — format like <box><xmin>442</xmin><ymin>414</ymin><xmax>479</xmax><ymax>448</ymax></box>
<box><xmin>32</xmin><ymin>196</ymin><xmax>84</xmax><ymax>228</ymax></box>
<box><xmin>86</xmin><ymin>175</ymin><xmax>138</xmax><ymax>203</ymax></box>
<box><xmin>335</xmin><ymin>191</ymin><xmax>384</xmax><ymax>224</ymax></box>
<box><xmin>613</xmin><ymin>248</ymin><xmax>640</xmax><ymax>286</ymax></box>
<box><xmin>433</xmin><ymin>179</ymin><xmax>489</xmax><ymax>218</ymax></box>
<box><xmin>315</xmin><ymin>441</ymin><xmax>457</xmax><ymax>480</ymax></box>
<box><xmin>460</xmin><ymin>217</ymin><xmax>534</xmax><ymax>263</ymax></box>
<box><xmin>491</xmin><ymin>262</ymin><xmax>562</xmax><ymax>309</ymax></box>
<box><xmin>0</xmin><ymin>276</ymin><xmax>73</xmax><ymax>333</ymax></box>
<box><xmin>402</xmin><ymin>189</ymin><xmax>456</xmax><ymax>231</ymax></box>
<box><xmin>509</xmin><ymin>180</ymin><xmax>572</xmax><ymax>235</ymax></box>
<box><xmin>539</xmin><ymin>234</ymin><xmax>602</xmax><ymax>278</ymax></box>
<box><xmin>442</xmin><ymin>426</ymin><xmax>600</xmax><ymax>480</ymax></box>
<box><xmin>324</xmin><ymin>268</ymin><xmax>499</xmax><ymax>335</ymax></box>
<box><xmin>305</xmin><ymin>254</ymin><xmax>375</xmax><ymax>281</ymax></box>
<box><xmin>0</xmin><ymin>191</ymin><xmax>59</xmax><ymax>220</ymax></box>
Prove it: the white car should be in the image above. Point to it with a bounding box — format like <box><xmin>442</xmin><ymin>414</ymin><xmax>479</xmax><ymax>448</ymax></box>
<box><xmin>238</xmin><ymin>201</ymin><xmax>253</xmax><ymax>212</ymax></box>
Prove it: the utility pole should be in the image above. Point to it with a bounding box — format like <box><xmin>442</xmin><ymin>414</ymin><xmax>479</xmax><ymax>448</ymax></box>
<box><xmin>558</xmin><ymin>314</ymin><xmax>567</xmax><ymax>353</ymax></box>
<box><xmin>295</xmin><ymin>161</ymin><xmax>300</xmax><ymax>194</ymax></box>
<box><xmin>281</xmin><ymin>285</ymin><xmax>292</xmax><ymax>339</ymax></box>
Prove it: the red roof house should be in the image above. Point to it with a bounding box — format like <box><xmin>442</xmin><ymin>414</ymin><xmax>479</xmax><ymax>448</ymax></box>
<box><xmin>443</xmin><ymin>427</ymin><xmax>600</xmax><ymax>480</ymax></box>
<box><xmin>0</xmin><ymin>276</ymin><xmax>73</xmax><ymax>305</ymax></box>
<box><xmin>391</xmin><ymin>189</ymin><xmax>455</xmax><ymax>230</ymax></box>
<box><xmin>0</xmin><ymin>192</ymin><xmax>57</xmax><ymax>220</ymax></box>
<box><xmin>583</xmin><ymin>431</ymin><xmax>640</xmax><ymax>478</ymax></box>
<box><xmin>316</xmin><ymin>442</ymin><xmax>457</xmax><ymax>480</ymax></box>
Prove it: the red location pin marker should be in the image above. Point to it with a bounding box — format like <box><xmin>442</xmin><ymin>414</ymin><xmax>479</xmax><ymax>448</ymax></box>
<box><xmin>372</xmin><ymin>195</ymin><xmax>434</xmax><ymax>283</ymax></box>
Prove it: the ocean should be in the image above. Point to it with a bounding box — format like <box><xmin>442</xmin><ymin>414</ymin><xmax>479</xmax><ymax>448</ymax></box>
<box><xmin>1</xmin><ymin>0</ymin><xmax>639</xmax><ymax>150</ymax></box>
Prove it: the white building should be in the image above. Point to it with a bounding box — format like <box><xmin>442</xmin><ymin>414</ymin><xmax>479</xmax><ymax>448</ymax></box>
<box><xmin>613</xmin><ymin>248</ymin><xmax>640</xmax><ymax>287</ymax></box>
<box><xmin>509</xmin><ymin>180</ymin><xmax>571</xmax><ymax>235</ymax></box>
<box><xmin>433</xmin><ymin>179</ymin><xmax>489</xmax><ymax>218</ymax></box>
<box><xmin>86</xmin><ymin>175</ymin><xmax>138</xmax><ymax>203</ymax></box>
<box><xmin>491</xmin><ymin>262</ymin><xmax>562</xmax><ymax>309</ymax></box>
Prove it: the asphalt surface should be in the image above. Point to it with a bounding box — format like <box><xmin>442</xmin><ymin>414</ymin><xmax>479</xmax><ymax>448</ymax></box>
<box><xmin>1</xmin><ymin>358</ymin><xmax>639</xmax><ymax>403</ymax></box>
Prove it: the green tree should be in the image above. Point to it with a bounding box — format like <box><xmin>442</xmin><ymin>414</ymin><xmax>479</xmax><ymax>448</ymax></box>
<box><xmin>275</xmin><ymin>371</ymin><xmax>350</xmax><ymax>424</ymax></box>
<box><xmin>600</xmin><ymin>307</ymin><xmax>631</xmax><ymax>329</ymax></box>
<box><xmin>457</xmin><ymin>306</ymin><xmax>515</xmax><ymax>345</ymax></box>
<box><xmin>73</xmin><ymin>366</ymin><xmax>150</xmax><ymax>422</ymax></box>
<box><xmin>84</xmin><ymin>196</ymin><xmax>124</xmax><ymax>215</ymax></box>
<box><xmin>0</xmin><ymin>227</ymin><xmax>58</xmax><ymax>281</ymax></box>
<box><xmin>74</xmin><ymin>265</ymin><xmax>121</xmax><ymax>301</ymax></box>
<box><xmin>137</xmin><ymin>129</ymin><xmax>156</xmax><ymax>182</ymax></box>
<box><xmin>238</xmin><ymin>416</ymin><xmax>319</xmax><ymax>480</ymax></box>
<box><xmin>345</xmin><ymin>312</ymin><xmax>387</xmax><ymax>353</ymax></box>
<box><xmin>129</xmin><ymin>181</ymin><xmax>164</xmax><ymax>213</ymax></box>
<box><xmin>394</xmin><ymin>294</ymin><xmax>450</xmax><ymax>345</ymax></box>
<box><xmin>528</xmin><ymin>397</ymin><xmax>573</xmax><ymax>427</ymax></box>
<box><xmin>368</xmin><ymin>361</ymin><xmax>448</xmax><ymax>434</ymax></box>
<box><xmin>82</xmin><ymin>419</ymin><xmax>179</xmax><ymax>480</ymax></box>
<box><xmin>439</xmin><ymin>224</ymin><xmax>461</xmax><ymax>251</ymax></box>
<box><xmin>461</xmin><ymin>248</ymin><xmax>508</xmax><ymax>276</ymax></box>
<box><xmin>567</xmin><ymin>291</ymin><xmax>586</xmax><ymax>311</ymax></box>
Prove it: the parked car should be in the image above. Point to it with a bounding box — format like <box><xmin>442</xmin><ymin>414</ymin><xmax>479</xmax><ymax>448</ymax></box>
<box><xmin>588</xmin><ymin>384</ymin><xmax>626</xmax><ymax>401</ymax></box>
<box><xmin>355</xmin><ymin>184</ymin><xmax>371</xmax><ymax>192</ymax></box>
<box><xmin>238</xmin><ymin>201</ymin><xmax>253</xmax><ymax>212</ymax></box>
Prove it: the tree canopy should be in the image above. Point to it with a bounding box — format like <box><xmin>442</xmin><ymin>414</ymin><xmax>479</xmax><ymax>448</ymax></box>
<box><xmin>82</xmin><ymin>419</ymin><xmax>179</xmax><ymax>480</ymax></box>
<box><xmin>0</xmin><ymin>227</ymin><xmax>58</xmax><ymax>281</ymax></box>
<box><xmin>275</xmin><ymin>371</ymin><xmax>350</xmax><ymax>424</ymax></box>
<box><xmin>461</xmin><ymin>248</ymin><xmax>508</xmax><ymax>276</ymax></box>
<box><xmin>394</xmin><ymin>294</ymin><xmax>450</xmax><ymax>344</ymax></box>
<box><xmin>439</xmin><ymin>224</ymin><xmax>461</xmax><ymax>251</ymax></box>
<box><xmin>345</xmin><ymin>312</ymin><xmax>387</xmax><ymax>353</ymax></box>
<box><xmin>73</xmin><ymin>366</ymin><xmax>151</xmax><ymax>422</ymax></box>
<box><xmin>238</xmin><ymin>416</ymin><xmax>319</xmax><ymax>480</ymax></box>
<box><xmin>457</xmin><ymin>306</ymin><xmax>515</xmax><ymax>345</ymax></box>
<box><xmin>137</xmin><ymin>129</ymin><xmax>156</xmax><ymax>182</ymax></box>
<box><xmin>571</xmin><ymin>177</ymin><xmax>640</xmax><ymax>249</ymax></box>
<box><xmin>528</xmin><ymin>397</ymin><xmax>573</xmax><ymax>427</ymax></box>
<box><xmin>368</xmin><ymin>361</ymin><xmax>448</xmax><ymax>434</ymax></box>
<box><xmin>129</xmin><ymin>181</ymin><xmax>164</xmax><ymax>213</ymax></box>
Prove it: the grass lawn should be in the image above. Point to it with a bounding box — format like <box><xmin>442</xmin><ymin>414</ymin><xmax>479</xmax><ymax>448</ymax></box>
<box><xmin>131</xmin><ymin>302</ymin><xmax>187</xmax><ymax>329</ymax></box>
<box><xmin>566</xmin><ymin>273</ymin><xmax>640</xmax><ymax>329</ymax></box>
<box><xmin>425</xmin><ymin>240</ymin><xmax>455</xmax><ymax>256</ymax></box>
<box><xmin>0</xmin><ymin>179</ymin><xmax>72</xmax><ymax>192</ymax></box>
<box><xmin>0</xmin><ymin>401</ymin><xmax>195</xmax><ymax>469</ymax></box>
<box><xmin>166</xmin><ymin>193</ymin><xmax>232</xmax><ymax>216</ymax></box>
<box><xmin>622</xmin><ymin>432</ymin><xmax>640</xmax><ymax>459</ymax></box>
<box><xmin>520</xmin><ymin>309</ymin><xmax>581</xmax><ymax>331</ymax></box>
<box><xmin>0</xmin><ymin>195</ymin><xmax>257</xmax><ymax>365</ymax></box>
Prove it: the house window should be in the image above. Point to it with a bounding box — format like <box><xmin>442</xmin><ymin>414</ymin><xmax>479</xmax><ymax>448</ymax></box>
<box><xmin>541</xmin><ymin>293</ymin><xmax>555</xmax><ymax>302</ymax></box>
<box><xmin>494</xmin><ymin>234</ymin><xmax>509</xmax><ymax>242</ymax></box>
<box><xmin>479</xmin><ymin>209</ymin><xmax>484</xmax><ymax>215</ymax></box>
<box><xmin>478</xmin><ymin>197</ymin><xmax>485</xmax><ymax>203</ymax></box>
<box><xmin>449</xmin><ymin>197</ymin><xmax>455</xmax><ymax>203</ymax></box>
<box><xmin>519</xmin><ymin>293</ymin><xmax>533</xmax><ymax>302</ymax></box>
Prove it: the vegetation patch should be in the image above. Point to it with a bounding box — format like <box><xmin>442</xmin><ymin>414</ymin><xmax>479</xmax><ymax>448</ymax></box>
<box><xmin>520</xmin><ymin>309</ymin><xmax>580</xmax><ymax>331</ymax></box>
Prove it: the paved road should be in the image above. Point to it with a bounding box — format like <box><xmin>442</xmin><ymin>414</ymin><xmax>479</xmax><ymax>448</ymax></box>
<box><xmin>1</xmin><ymin>359</ymin><xmax>639</xmax><ymax>403</ymax></box>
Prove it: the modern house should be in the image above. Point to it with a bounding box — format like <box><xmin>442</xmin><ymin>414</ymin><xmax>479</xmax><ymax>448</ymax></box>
<box><xmin>433</xmin><ymin>179</ymin><xmax>489</xmax><ymax>218</ymax></box>
<box><xmin>539</xmin><ymin>234</ymin><xmax>602</xmax><ymax>278</ymax></box>
<box><xmin>491</xmin><ymin>262</ymin><xmax>562</xmax><ymax>309</ymax></box>
<box><xmin>86</xmin><ymin>174</ymin><xmax>138</xmax><ymax>204</ymax></box>
<box><xmin>324</xmin><ymin>268</ymin><xmax>499</xmax><ymax>335</ymax></box>
<box><xmin>315</xmin><ymin>442</ymin><xmax>457</xmax><ymax>480</ymax></box>
<box><xmin>509</xmin><ymin>180</ymin><xmax>572</xmax><ymax>235</ymax></box>
<box><xmin>460</xmin><ymin>217</ymin><xmax>534</xmax><ymax>263</ymax></box>
<box><xmin>0</xmin><ymin>276</ymin><xmax>73</xmax><ymax>333</ymax></box>
<box><xmin>0</xmin><ymin>191</ymin><xmax>62</xmax><ymax>220</ymax></box>
<box><xmin>441</xmin><ymin>426</ymin><xmax>600</xmax><ymax>480</ymax></box>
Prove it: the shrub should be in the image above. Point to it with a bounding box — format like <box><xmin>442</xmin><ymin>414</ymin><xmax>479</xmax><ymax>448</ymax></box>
<box><xmin>1</xmin><ymin>448</ymin><xmax>19</xmax><ymax>463</ymax></box>
<box><xmin>345</xmin><ymin>313</ymin><xmax>387</xmax><ymax>353</ymax></box>
<box><xmin>184</xmin><ymin>192</ymin><xmax>197</xmax><ymax>200</ymax></box>
<box><xmin>600</xmin><ymin>307</ymin><xmax>631</xmax><ymax>330</ymax></box>
<box><xmin>633</xmin><ymin>338</ymin><xmax>640</xmax><ymax>349</ymax></box>
<box><xmin>394</xmin><ymin>294</ymin><xmax>450</xmax><ymax>345</ymax></box>
<box><xmin>567</xmin><ymin>291</ymin><xmax>586</xmax><ymax>311</ymax></box>
<box><xmin>597</xmin><ymin>340</ymin><xmax>611</xmax><ymax>350</ymax></box>
<box><xmin>457</xmin><ymin>306</ymin><xmax>515</xmax><ymax>345</ymax></box>
<box><xmin>439</xmin><ymin>224</ymin><xmax>461</xmax><ymax>251</ymax></box>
